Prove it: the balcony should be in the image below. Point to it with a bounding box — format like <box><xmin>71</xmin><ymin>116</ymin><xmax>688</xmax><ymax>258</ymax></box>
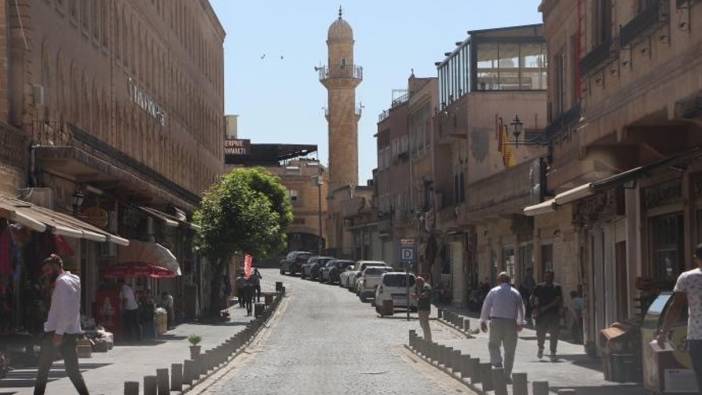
<box><xmin>391</xmin><ymin>91</ymin><xmax>409</xmax><ymax>108</ymax></box>
<box><xmin>378</xmin><ymin>109</ymin><xmax>390</xmax><ymax>123</ymax></box>
<box><xmin>318</xmin><ymin>64</ymin><xmax>363</xmax><ymax>82</ymax></box>
<box><xmin>620</xmin><ymin>0</ymin><xmax>670</xmax><ymax>48</ymax></box>
<box><xmin>580</xmin><ymin>38</ymin><xmax>615</xmax><ymax>76</ymax></box>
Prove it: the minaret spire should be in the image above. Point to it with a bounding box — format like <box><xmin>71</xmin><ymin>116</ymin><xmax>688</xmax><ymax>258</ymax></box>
<box><xmin>338</xmin><ymin>5</ymin><xmax>342</xmax><ymax>19</ymax></box>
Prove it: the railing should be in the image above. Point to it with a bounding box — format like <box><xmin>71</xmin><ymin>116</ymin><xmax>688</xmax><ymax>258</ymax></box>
<box><xmin>0</xmin><ymin>122</ymin><xmax>27</xmax><ymax>169</ymax></box>
<box><xmin>580</xmin><ymin>38</ymin><xmax>614</xmax><ymax>76</ymax></box>
<box><xmin>621</xmin><ymin>0</ymin><xmax>669</xmax><ymax>48</ymax></box>
<box><xmin>544</xmin><ymin>103</ymin><xmax>582</xmax><ymax>142</ymax></box>
<box><xmin>378</xmin><ymin>109</ymin><xmax>390</xmax><ymax>123</ymax></box>
<box><xmin>391</xmin><ymin>92</ymin><xmax>409</xmax><ymax>108</ymax></box>
<box><xmin>318</xmin><ymin>64</ymin><xmax>363</xmax><ymax>81</ymax></box>
<box><xmin>32</xmin><ymin>121</ymin><xmax>72</xmax><ymax>146</ymax></box>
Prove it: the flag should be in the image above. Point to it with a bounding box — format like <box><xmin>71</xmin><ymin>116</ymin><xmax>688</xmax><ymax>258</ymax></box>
<box><xmin>244</xmin><ymin>254</ymin><xmax>253</xmax><ymax>279</ymax></box>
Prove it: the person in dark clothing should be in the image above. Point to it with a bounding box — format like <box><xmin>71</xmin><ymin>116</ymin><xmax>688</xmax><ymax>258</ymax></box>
<box><xmin>413</xmin><ymin>277</ymin><xmax>433</xmax><ymax>342</ymax></box>
<box><xmin>236</xmin><ymin>274</ymin><xmax>246</xmax><ymax>308</ymax></box>
<box><xmin>531</xmin><ymin>271</ymin><xmax>563</xmax><ymax>360</ymax></box>
<box><xmin>519</xmin><ymin>268</ymin><xmax>537</xmax><ymax>325</ymax></box>
<box><xmin>139</xmin><ymin>291</ymin><xmax>156</xmax><ymax>339</ymax></box>
<box><xmin>242</xmin><ymin>278</ymin><xmax>254</xmax><ymax>316</ymax></box>
<box><xmin>252</xmin><ymin>268</ymin><xmax>262</xmax><ymax>302</ymax></box>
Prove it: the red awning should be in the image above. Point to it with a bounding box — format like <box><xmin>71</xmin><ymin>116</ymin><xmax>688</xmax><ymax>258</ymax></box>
<box><xmin>103</xmin><ymin>262</ymin><xmax>176</xmax><ymax>279</ymax></box>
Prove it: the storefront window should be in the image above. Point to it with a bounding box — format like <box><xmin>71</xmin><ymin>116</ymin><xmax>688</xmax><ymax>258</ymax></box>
<box><xmin>518</xmin><ymin>243</ymin><xmax>534</xmax><ymax>283</ymax></box>
<box><xmin>650</xmin><ymin>213</ymin><xmax>684</xmax><ymax>287</ymax></box>
<box><xmin>502</xmin><ymin>246</ymin><xmax>515</xmax><ymax>280</ymax></box>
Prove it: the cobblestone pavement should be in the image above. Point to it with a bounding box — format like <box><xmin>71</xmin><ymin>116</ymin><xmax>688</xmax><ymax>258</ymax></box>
<box><xmin>197</xmin><ymin>270</ymin><xmax>475</xmax><ymax>395</ymax></box>
<box><xmin>0</xmin><ymin>278</ymin><xmax>277</xmax><ymax>395</ymax></box>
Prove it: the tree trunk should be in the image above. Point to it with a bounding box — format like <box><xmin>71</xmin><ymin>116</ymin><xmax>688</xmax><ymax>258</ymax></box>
<box><xmin>207</xmin><ymin>258</ymin><xmax>227</xmax><ymax>317</ymax></box>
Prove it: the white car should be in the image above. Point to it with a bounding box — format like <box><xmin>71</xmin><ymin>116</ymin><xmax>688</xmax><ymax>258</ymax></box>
<box><xmin>375</xmin><ymin>272</ymin><xmax>417</xmax><ymax>315</ymax></box>
<box><xmin>342</xmin><ymin>261</ymin><xmax>387</xmax><ymax>290</ymax></box>
<box><xmin>339</xmin><ymin>269</ymin><xmax>358</xmax><ymax>289</ymax></box>
<box><xmin>357</xmin><ymin>266</ymin><xmax>392</xmax><ymax>302</ymax></box>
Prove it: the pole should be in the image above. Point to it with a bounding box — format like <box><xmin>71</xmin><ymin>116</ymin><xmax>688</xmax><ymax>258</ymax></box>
<box><xmin>406</xmin><ymin>262</ymin><xmax>410</xmax><ymax>321</ymax></box>
<box><xmin>317</xmin><ymin>175</ymin><xmax>323</xmax><ymax>255</ymax></box>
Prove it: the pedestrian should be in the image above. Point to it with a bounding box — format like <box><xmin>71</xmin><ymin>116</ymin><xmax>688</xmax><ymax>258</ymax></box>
<box><xmin>519</xmin><ymin>267</ymin><xmax>536</xmax><ymax>325</ymax></box>
<box><xmin>139</xmin><ymin>290</ymin><xmax>156</xmax><ymax>340</ymax></box>
<box><xmin>569</xmin><ymin>290</ymin><xmax>584</xmax><ymax>344</ymax></box>
<box><xmin>531</xmin><ymin>271</ymin><xmax>563</xmax><ymax>360</ymax></box>
<box><xmin>242</xmin><ymin>278</ymin><xmax>254</xmax><ymax>316</ymax></box>
<box><xmin>33</xmin><ymin>254</ymin><xmax>89</xmax><ymax>395</ymax></box>
<box><xmin>160</xmin><ymin>291</ymin><xmax>175</xmax><ymax>329</ymax></box>
<box><xmin>658</xmin><ymin>243</ymin><xmax>702</xmax><ymax>390</ymax></box>
<box><xmin>236</xmin><ymin>273</ymin><xmax>246</xmax><ymax>308</ymax></box>
<box><xmin>413</xmin><ymin>276</ymin><xmax>432</xmax><ymax>342</ymax></box>
<box><xmin>119</xmin><ymin>279</ymin><xmax>141</xmax><ymax>341</ymax></box>
<box><xmin>253</xmin><ymin>268</ymin><xmax>263</xmax><ymax>302</ymax></box>
<box><xmin>480</xmin><ymin>272</ymin><xmax>525</xmax><ymax>380</ymax></box>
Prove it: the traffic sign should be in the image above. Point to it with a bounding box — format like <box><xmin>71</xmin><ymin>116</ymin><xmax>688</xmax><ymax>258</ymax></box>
<box><xmin>399</xmin><ymin>238</ymin><xmax>417</xmax><ymax>265</ymax></box>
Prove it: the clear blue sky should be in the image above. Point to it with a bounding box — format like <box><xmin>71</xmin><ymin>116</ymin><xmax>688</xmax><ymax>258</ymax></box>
<box><xmin>210</xmin><ymin>0</ymin><xmax>543</xmax><ymax>182</ymax></box>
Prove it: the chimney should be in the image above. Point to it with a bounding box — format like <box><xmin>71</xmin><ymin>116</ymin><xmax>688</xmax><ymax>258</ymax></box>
<box><xmin>224</xmin><ymin>114</ymin><xmax>238</xmax><ymax>139</ymax></box>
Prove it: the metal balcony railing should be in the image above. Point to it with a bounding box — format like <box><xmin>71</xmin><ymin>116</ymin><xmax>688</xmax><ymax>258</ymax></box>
<box><xmin>580</xmin><ymin>38</ymin><xmax>614</xmax><ymax>76</ymax></box>
<box><xmin>318</xmin><ymin>64</ymin><xmax>363</xmax><ymax>81</ymax></box>
<box><xmin>620</xmin><ymin>0</ymin><xmax>670</xmax><ymax>48</ymax></box>
<box><xmin>544</xmin><ymin>103</ymin><xmax>582</xmax><ymax>142</ymax></box>
<box><xmin>391</xmin><ymin>92</ymin><xmax>409</xmax><ymax>108</ymax></box>
<box><xmin>378</xmin><ymin>109</ymin><xmax>390</xmax><ymax>123</ymax></box>
<box><xmin>32</xmin><ymin>121</ymin><xmax>72</xmax><ymax>146</ymax></box>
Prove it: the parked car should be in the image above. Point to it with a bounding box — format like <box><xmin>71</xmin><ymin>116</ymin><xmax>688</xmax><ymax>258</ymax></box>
<box><xmin>300</xmin><ymin>256</ymin><xmax>320</xmax><ymax>279</ymax></box>
<box><xmin>375</xmin><ymin>272</ymin><xmax>417</xmax><ymax>316</ymax></box>
<box><xmin>339</xmin><ymin>268</ymin><xmax>358</xmax><ymax>289</ymax></box>
<box><xmin>324</xmin><ymin>259</ymin><xmax>355</xmax><ymax>283</ymax></box>
<box><xmin>309</xmin><ymin>256</ymin><xmax>335</xmax><ymax>280</ymax></box>
<box><xmin>348</xmin><ymin>261</ymin><xmax>388</xmax><ymax>293</ymax></box>
<box><xmin>280</xmin><ymin>251</ymin><xmax>312</xmax><ymax>275</ymax></box>
<box><xmin>357</xmin><ymin>266</ymin><xmax>392</xmax><ymax>302</ymax></box>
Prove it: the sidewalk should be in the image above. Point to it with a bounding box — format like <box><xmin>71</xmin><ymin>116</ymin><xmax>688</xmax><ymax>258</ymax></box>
<box><xmin>0</xmin><ymin>283</ymin><xmax>273</xmax><ymax>395</ymax></box>
<box><xmin>428</xmin><ymin>305</ymin><xmax>643</xmax><ymax>395</ymax></box>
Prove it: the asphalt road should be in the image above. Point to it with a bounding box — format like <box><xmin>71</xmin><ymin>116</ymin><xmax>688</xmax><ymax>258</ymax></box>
<box><xmin>199</xmin><ymin>269</ymin><xmax>471</xmax><ymax>395</ymax></box>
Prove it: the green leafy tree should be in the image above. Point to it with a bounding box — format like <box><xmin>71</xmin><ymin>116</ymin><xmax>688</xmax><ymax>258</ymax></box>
<box><xmin>194</xmin><ymin>167</ymin><xmax>292</xmax><ymax>315</ymax></box>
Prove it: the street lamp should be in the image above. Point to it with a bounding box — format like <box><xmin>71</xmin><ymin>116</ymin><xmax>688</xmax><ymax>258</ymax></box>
<box><xmin>314</xmin><ymin>173</ymin><xmax>323</xmax><ymax>255</ymax></box>
<box><xmin>72</xmin><ymin>190</ymin><xmax>85</xmax><ymax>216</ymax></box>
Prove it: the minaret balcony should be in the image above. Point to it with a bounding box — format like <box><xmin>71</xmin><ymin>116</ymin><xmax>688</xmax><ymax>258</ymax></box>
<box><xmin>318</xmin><ymin>64</ymin><xmax>363</xmax><ymax>82</ymax></box>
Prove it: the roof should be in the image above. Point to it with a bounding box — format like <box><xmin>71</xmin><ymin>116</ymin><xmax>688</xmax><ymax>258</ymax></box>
<box><xmin>328</xmin><ymin>16</ymin><xmax>353</xmax><ymax>41</ymax></box>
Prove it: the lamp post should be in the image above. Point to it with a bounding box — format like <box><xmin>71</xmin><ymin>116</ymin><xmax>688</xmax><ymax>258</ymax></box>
<box><xmin>72</xmin><ymin>190</ymin><xmax>85</xmax><ymax>217</ymax></box>
<box><xmin>510</xmin><ymin>114</ymin><xmax>524</xmax><ymax>147</ymax></box>
<box><xmin>315</xmin><ymin>173</ymin><xmax>323</xmax><ymax>255</ymax></box>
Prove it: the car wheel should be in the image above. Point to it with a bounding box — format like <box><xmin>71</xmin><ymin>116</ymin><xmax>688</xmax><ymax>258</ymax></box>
<box><xmin>359</xmin><ymin>295</ymin><xmax>366</xmax><ymax>303</ymax></box>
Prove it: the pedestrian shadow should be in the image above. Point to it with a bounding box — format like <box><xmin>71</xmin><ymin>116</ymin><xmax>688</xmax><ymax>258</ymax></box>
<box><xmin>551</xmin><ymin>384</ymin><xmax>643</xmax><ymax>395</ymax></box>
<box><xmin>0</xmin><ymin>362</ymin><xmax>111</xmax><ymax>388</ymax></box>
<box><xmin>377</xmin><ymin>315</ymin><xmax>417</xmax><ymax>321</ymax></box>
<box><xmin>185</xmin><ymin>321</ymin><xmax>251</xmax><ymax>327</ymax></box>
<box><xmin>544</xmin><ymin>353</ymin><xmax>605</xmax><ymax>372</ymax></box>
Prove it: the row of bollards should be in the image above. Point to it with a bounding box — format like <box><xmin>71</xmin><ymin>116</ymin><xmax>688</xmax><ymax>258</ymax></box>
<box><xmin>408</xmin><ymin>330</ymin><xmax>574</xmax><ymax>395</ymax></box>
<box><xmin>437</xmin><ymin>309</ymin><xmax>471</xmax><ymax>334</ymax></box>
<box><xmin>124</xmin><ymin>290</ymin><xmax>285</xmax><ymax>394</ymax></box>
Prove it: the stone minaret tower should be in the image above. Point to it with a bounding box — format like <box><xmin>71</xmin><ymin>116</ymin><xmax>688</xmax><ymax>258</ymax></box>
<box><xmin>320</xmin><ymin>7</ymin><xmax>362</xmax><ymax>192</ymax></box>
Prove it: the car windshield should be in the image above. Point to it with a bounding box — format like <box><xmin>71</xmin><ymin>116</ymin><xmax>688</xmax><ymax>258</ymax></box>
<box><xmin>383</xmin><ymin>274</ymin><xmax>416</xmax><ymax>287</ymax></box>
<box><xmin>337</xmin><ymin>261</ymin><xmax>354</xmax><ymax>268</ymax></box>
<box><xmin>363</xmin><ymin>267</ymin><xmax>388</xmax><ymax>276</ymax></box>
<box><xmin>298</xmin><ymin>253</ymin><xmax>312</xmax><ymax>261</ymax></box>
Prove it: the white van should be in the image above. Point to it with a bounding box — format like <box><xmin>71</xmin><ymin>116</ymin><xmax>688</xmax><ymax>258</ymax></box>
<box><xmin>374</xmin><ymin>272</ymin><xmax>417</xmax><ymax>315</ymax></box>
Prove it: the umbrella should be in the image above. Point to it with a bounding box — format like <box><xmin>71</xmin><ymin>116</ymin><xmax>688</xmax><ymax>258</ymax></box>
<box><xmin>118</xmin><ymin>240</ymin><xmax>181</xmax><ymax>276</ymax></box>
<box><xmin>103</xmin><ymin>262</ymin><xmax>176</xmax><ymax>279</ymax></box>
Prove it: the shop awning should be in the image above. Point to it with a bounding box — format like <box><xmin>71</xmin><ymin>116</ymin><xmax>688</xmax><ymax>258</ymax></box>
<box><xmin>118</xmin><ymin>240</ymin><xmax>181</xmax><ymax>276</ymax></box>
<box><xmin>0</xmin><ymin>194</ymin><xmax>129</xmax><ymax>246</ymax></box>
<box><xmin>523</xmin><ymin>199</ymin><xmax>557</xmax><ymax>217</ymax></box>
<box><xmin>554</xmin><ymin>183</ymin><xmax>594</xmax><ymax>205</ymax></box>
<box><xmin>138</xmin><ymin>206</ymin><xmax>200</xmax><ymax>231</ymax></box>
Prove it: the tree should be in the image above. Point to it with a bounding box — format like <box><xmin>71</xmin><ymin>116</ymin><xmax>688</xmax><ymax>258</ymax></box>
<box><xmin>194</xmin><ymin>167</ymin><xmax>292</xmax><ymax>315</ymax></box>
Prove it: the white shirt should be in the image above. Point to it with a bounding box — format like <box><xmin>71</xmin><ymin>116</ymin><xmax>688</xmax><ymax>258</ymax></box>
<box><xmin>120</xmin><ymin>284</ymin><xmax>138</xmax><ymax>311</ymax></box>
<box><xmin>674</xmin><ymin>268</ymin><xmax>702</xmax><ymax>340</ymax></box>
<box><xmin>480</xmin><ymin>283</ymin><xmax>525</xmax><ymax>325</ymax></box>
<box><xmin>44</xmin><ymin>272</ymin><xmax>82</xmax><ymax>335</ymax></box>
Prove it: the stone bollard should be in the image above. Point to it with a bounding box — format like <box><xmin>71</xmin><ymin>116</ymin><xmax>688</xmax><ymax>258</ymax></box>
<box><xmin>441</xmin><ymin>347</ymin><xmax>452</xmax><ymax>368</ymax></box>
<box><xmin>460</xmin><ymin>354</ymin><xmax>472</xmax><ymax>378</ymax></box>
<box><xmin>512</xmin><ymin>373</ymin><xmax>528</xmax><ymax>395</ymax></box>
<box><xmin>124</xmin><ymin>381</ymin><xmax>139</xmax><ymax>395</ymax></box>
<box><xmin>533</xmin><ymin>381</ymin><xmax>550</xmax><ymax>395</ymax></box>
<box><xmin>479</xmin><ymin>363</ymin><xmax>493</xmax><ymax>391</ymax></box>
<box><xmin>275</xmin><ymin>281</ymin><xmax>283</xmax><ymax>292</ymax></box>
<box><xmin>470</xmin><ymin>358</ymin><xmax>481</xmax><ymax>383</ymax></box>
<box><xmin>171</xmin><ymin>363</ymin><xmax>183</xmax><ymax>392</ymax></box>
<box><xmin>143</xmin><ymin>375</ymin><xmax>157</xmax><ymax>395</ymax></box>
<box><xmin>558</xmin><ymin>390</ymin><xmax>576</xmax><ymax>395</ymax></box>
<box><xmin>437</xmin><ymin>309</ymin><xmax>443</xmax><ymax>319</ymax></box>
<box><xmin>463</xmin><ymin>318</ymin><xmax>471</xmax><ymax>332</ymax></box>
<box><xmin>183</xmin><ymin>360</ymin><xmax>195</xmax><ymax>385</ymax></box>
<box><xmin>409</xmin><ymin>330</ymin><xmax>416</xmax><ymax>348</ymax></box>
<box><xmin>492</xmin><ymin>368</ymin><xmax>508</xmax><ymax>395</ymax></box>
<box><xmin>156</xmin><ymin>368</ymin><xmax>169</xmax><ymax>395</ymax></box>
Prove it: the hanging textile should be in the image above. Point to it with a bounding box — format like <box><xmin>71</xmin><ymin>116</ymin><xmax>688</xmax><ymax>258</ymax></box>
<box><xmin>0</xmin><ymin>226</ymin><xmax>10</xmax><ymax>276</ymax></box>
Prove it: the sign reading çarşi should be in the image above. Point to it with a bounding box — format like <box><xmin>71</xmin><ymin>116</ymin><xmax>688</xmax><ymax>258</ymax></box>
<box><xmin>128</xmin><ymin>78</ymin><xmax>167</xmax><ymax>127</ymax></box>
<box><xmin>224</xmin><ymin>139</ymin><xmax>251</xmax><ymax>156</ymax></box>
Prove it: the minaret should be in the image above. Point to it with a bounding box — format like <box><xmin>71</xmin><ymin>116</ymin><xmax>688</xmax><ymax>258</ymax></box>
<box><xmin>320</xmin><ymin>7</ymin><xmax>362</xmax><ymax>192</ymax></box>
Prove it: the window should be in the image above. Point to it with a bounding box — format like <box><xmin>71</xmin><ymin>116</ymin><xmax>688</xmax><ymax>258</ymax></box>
<box><xmin>649</xmin><ymin>213</ymin><xmax>684</xmax><ymax>287</ymax></box>
<box><xmin>288</xmin><ymin>189</ymin><xmax>300</xmax><ymax>204</ymax></box>
<box><xmin>541</xmin><ymin>244</ymin><xmax>553</xmax><ymax>278</ymax></box>
<box><xmin>502</xmin><ymin>246</ymin><xmax>516</xmax><ymax>280</ymax></box>
<box><xmin>476</xmin><ymin>42</ymin><xmax>547</xmax><ymax>91</ymax></box>
<box><xmin>593</xmin><ymin>0</ymin><xmax>613</xmax><ymax>46</ymax></box>
<box><xmin>553</xmin><ymin>48</ymin><xmax>567</xmax><ymax>117</ymax></box>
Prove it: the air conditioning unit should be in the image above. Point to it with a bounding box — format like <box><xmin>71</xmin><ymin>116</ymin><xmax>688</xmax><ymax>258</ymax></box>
<box><xmin>17</xmin><ymin>187</ymin><xmax>54</xmax><ymax>209</ymax></box>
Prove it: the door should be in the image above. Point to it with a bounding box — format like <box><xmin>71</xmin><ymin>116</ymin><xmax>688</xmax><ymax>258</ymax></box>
<box><xmin>451</xmin><ymin>241</ymin><xmax>465</xmax><ymax>305</ymax></box>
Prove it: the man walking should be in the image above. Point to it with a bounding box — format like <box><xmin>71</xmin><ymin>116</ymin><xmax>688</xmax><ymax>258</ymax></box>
<box><xmin>253</xmin><ymin>268</ymin><xmax>262</xmax><ymax>303</ymax></box>
<box><xmin>531</xmin><ymin>271</ymin><xmax>563</xmax><ymax>360</ymax></box>
<box><xmin>520</xmin><ymin>268</ymin><xmax>536</xmax><ymax>325</ymax></box>
<box><xmin>34</xmin><ymin>254</ymin><xmax>89</xmax><ymax>395</ymax></box>
<box><xmin>480</xmin><ymin>272</ymin><xmax>525</xmax><ymax>380</ymax></box>
<box><xmin>658</xmin><ymin>244</ymin><xmax>702</xmax><ymax>390</ymax></box>
<box><xmin>119</xmin><ymin>279</ymin><xmax>140</xmax><ymax>341</ymax></box>
<box><xmin>414</xmin><ymin>277</ymin><xmax>432</xmax><ymax>342</ymax></box>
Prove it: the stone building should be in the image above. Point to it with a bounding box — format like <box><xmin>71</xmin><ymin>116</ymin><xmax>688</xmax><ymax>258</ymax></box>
<box><xmin>432</xmin><ymin>24</ymin><xmax>548</xmax><ymax>306</ymax></box>
<box><xmin>531</xmin><ymin>0</ymin><xmax>702</xmax><ymax>355</ymax></box>
<box><xmin>0</xmin><ymin>0</ymin><xmax>225</xmax><ymax>322</ymax></box>
<box><xmin>319</xmin><ymin>8</ymin><xmax>363</xmax><ymax>257</ymax></box>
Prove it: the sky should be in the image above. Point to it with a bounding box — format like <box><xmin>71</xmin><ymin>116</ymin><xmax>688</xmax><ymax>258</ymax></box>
<box><xmin>210</xmin><ymin>0</ymin><xmax>543</xmax><ymax>182</ymax></box>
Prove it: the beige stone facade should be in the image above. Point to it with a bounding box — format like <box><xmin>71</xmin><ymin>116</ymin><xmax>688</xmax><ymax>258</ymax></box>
<box><xmin>537</xmin><ymin>0</ymin><xmax>702</xmax><ymax>355</ymax></box>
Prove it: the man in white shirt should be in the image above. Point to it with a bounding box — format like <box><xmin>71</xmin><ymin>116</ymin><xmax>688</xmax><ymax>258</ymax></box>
<box><xmin>480</xmin><ymin>272</ymin><xmax>525</xmax><ymax>380</ymax></box>
<box><xmin>119</xmin><ymin>279</ymin><xmax>140</xmax><ymax>341</ymax></box>
<box><xmin>658</xmin><ymin>244</ymin><xmax>702</xmax><ymax>391</ymax></box>
<box><xmin>34</xmin><ymin>254</ymin><xmax>89</xmax><ymax>395</ymax></box>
